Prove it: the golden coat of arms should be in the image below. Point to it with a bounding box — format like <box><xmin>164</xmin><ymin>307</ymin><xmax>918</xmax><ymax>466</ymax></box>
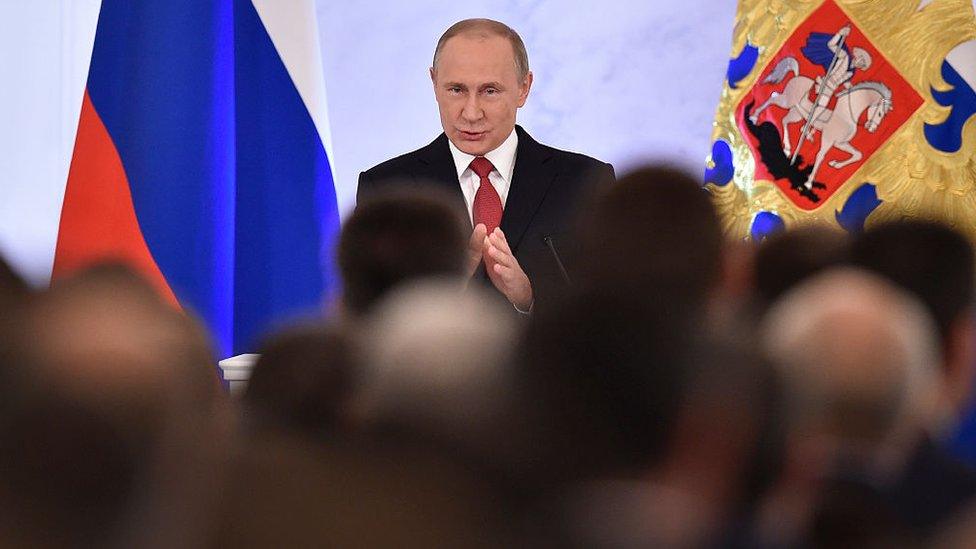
<box><xmin>708</xmin><ymin>0</ymin><xmax>976</xmax><ymax>240</ymax></box>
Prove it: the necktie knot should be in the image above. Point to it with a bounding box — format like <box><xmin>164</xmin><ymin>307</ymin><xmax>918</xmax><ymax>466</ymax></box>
<box><xmin>469</xmin><ymin>156</ymin><xmax>494</xmax><ymax>179</ymax></box>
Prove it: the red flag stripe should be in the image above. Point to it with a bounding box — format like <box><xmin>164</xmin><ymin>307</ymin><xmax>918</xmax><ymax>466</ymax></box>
<box><xmin>53</xmin><ymin>90</ymin><xmax>178</xmax><ymax>306</ymax></box>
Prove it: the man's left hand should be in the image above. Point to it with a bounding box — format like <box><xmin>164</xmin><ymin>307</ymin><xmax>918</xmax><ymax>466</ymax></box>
<box><xmin>484</xmin><ymin>228</ymin><xmax>533</xmax><ymax>311</ymax></box>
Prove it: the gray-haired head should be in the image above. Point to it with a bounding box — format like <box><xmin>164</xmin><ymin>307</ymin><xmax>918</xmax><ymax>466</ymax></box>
<box><xmin>432</xmin><ymin>18</ymin><xmax>530</xmax><ymax>82</ymax></box>
<box><xmin>761</xmin><ymin>267</ymin><xmax>946</xmax><ymax>463</ymax></box>
<box><xmin>352</xmin><ymin>278</ymin><xmax>519</xmax><ymax>458</ymax></box>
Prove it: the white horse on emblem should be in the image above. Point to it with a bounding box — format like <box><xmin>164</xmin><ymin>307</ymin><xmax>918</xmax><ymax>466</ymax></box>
<box><xmin>750</xmin><ymin>57</ymin><xmax>894</xmax><ymax>189</ymax></box>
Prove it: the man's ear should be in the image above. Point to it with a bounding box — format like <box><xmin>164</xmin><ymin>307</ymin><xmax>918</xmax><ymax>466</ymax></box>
<box><xmin>517</xmin><ymin>71</ymin><xmax>533</xmax><ymax>108</ymax></box>
<box><xmin>944</xmin><ymin>313</ymin><xmax>976</xmax><ymax>414</ymax></box>
<box><xmin>430</xmin><ymin>67</ymin><xmax>437</xmax><ymax>87</ymax></box>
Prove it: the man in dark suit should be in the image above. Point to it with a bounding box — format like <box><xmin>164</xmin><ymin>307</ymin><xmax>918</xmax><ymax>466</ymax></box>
<box><xmin>358</xmin><ymin>18</ymin><xmax>614</xmax><ymax>312</ymax></box>
<box><xmin>851</xmin><ymin>220</ymin><xmax>976</xmax><ymax>537</ymax></box>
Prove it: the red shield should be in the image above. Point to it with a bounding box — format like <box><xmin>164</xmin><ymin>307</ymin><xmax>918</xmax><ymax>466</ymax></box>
<box><xmin>735</xmin><ymin>0</ymin><xmax>923</xmax><ymax>210</ymax></box>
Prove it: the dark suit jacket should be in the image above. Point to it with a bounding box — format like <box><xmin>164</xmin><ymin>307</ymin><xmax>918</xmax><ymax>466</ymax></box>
<box><xmin>884</xmin><ymin>435</ymin><xmax>976</xmax><ymax>537</ymax></box>
<box><xmin>357</xmin><ymin>125</ymin><xmax>614</xmax><ymax>310</ymax></box>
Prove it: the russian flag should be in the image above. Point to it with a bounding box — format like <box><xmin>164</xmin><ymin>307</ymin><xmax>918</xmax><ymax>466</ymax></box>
<box><xmin>54</xmin><ymin>0</ymin><xmax>340</xmax><ymax>357</ymax></box>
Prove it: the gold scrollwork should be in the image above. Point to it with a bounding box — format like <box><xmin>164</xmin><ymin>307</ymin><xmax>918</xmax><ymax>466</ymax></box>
<box><xmin>710</xmin><ymin>0</ymin><xmax>976</xmax><ymax>240</ymax></box>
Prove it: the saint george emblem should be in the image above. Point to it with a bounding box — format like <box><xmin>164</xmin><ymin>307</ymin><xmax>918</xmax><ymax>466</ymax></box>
<box><xmin>707</xmin><ymin>0</ymin><xmax>976</xmax><ymax>240</ymax></box>
<box><xmin>735</xmin><ymin>1</ymin><xmax>923</xmax><ymax>207</ymax></box>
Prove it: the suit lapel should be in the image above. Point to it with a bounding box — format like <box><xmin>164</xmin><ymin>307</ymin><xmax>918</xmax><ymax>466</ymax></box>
<box><xmin>414</xmin><ymin>133</ymin><xmax>467</xmax><ymax>214</ymax></box>
<box><xmin>501</xmin><ymin>126</ymin><xmax>556</xmax><ymax>251</ymax></box>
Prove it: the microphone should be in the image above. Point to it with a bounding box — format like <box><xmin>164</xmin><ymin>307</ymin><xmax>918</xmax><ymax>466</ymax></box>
<box><xmin>543</xmin><ymin>235</ymin><xmax>572</xmax><ymax>285</ymax></box>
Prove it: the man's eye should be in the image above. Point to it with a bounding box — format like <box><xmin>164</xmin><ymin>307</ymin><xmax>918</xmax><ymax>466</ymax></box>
<box><xmin>448</xmin><ymin>87</ymin><xmax>462</xmax><ymax>94</ymax></box>
<box><xmin>484</xmin><ymin>88</ymin><xmax>498</xmax><ymax>95</ymax></box>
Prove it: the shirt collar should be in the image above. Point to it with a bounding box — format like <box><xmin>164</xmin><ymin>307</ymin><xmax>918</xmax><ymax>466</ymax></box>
<box><xmin>448</xmin><ymin>128</ymin><xmax>519</xmax><ymax>182</ymax></box>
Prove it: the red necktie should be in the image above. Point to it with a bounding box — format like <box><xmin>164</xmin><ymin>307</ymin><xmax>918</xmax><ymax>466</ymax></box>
<box><xmin>469</xmin><ymin>156</ymin><xmax>503</xmax><ymax>234</ymax></box>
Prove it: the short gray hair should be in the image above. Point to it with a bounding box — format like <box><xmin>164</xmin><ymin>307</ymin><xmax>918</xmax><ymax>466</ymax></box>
<box><xmin>761</xmin><ymin>267</ymin><xmax>947</xmax><ymax>446</ymax></box>
<box><xmin>432</xmin><ymin>18</ymin><xmax>530</xmax><ymax>82</ymax></box>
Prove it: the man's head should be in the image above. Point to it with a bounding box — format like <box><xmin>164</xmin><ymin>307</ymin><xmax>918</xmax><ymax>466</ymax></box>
<box><xmin>430</xmin><ymin>19</ymin><xmax>532</xmax><ymax>156</ymax></box>
<box><xmin>353</xmin><ymin>279</ymin><xmax>519</xmax><ymax>465</ymax></box>
<box><xmin>0</xmin><ymin>263</ymin><xmax>225</xmax><ymax>547</ymax></box>
<box><xmin>338</xmin><ymin>187</ymin><xmax>468</xmax><ymax>316</ymax></box>
<box><xmin>243</xmin><ymin>323</ymin><xmax>358</xmax><ymax>439</ymax></box>
<box><xmin>851</xmin><ymin>47</ymin><xmax>872</xmax><ymax>70</ymax></box>
<box><xmin>577</xmin><ymin>165</ymin><xmax>723</xmax><ymax>311</ymax></box>
<box><xmin>517</xmin><ymin>288</ymin><xmax>697</xmax><ymax>482</ymax></box>
<box><xmin>850</xmin><ymin>220</ymin><xmax>976</xmax><ymax>416</ymax></box>
<box><xmin>762</xmin><ymin>268</ymin><xmax>944</xmax><ymax>465</ymax></box>
<box><xmin>753</xmin><ymin>225</ymin><xmax>850</xmax><ymax>309</ymax></box>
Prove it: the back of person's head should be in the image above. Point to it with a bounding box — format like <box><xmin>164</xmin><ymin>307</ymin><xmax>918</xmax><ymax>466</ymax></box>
<box><xmin>208</xmin><ymin>430</ymin><xmax>514</xmax><ymax>548</ymax></box>
<box><xmin>0</xmin><ymin>262</ymin><xmax>225</xmax><ymax>548</ymax></box>
<box><xmin>520</xmin><ymin>292</ymin><xmax>782</xmax><ymax>546</ymax></box>
<box><xmin>518</xmin><ymin>288</ymin><xmax>698</xmax><ymax>483</ymax></box>
<box><xmin>762</xmin><ymin>268</ymin><xmax>944</xmax><ymax>470</ymax></box>
<box><xmin>242</xmin><ymin>323</ymin><xmax>357</xmax><ymax>439</ymax></box>
<box><xmin>851</xmin><ymin>220</ymin><xmax>976</xmax><ymax>417</ymax></box>
<box><xmin>753</xmin><ymin>225</ymin><xmax>849</xmax><ymax>307</ymax></box>
<box><xmin>339</xmin><ymin>187</ymin><xmax>467</xmax><ymax>316</ymax></box>
<box><xmin>851</xmin><ymin>219</ymin><xmax>974</xmax><ymax>348</ymax></box>
<box><xmin>577</xmin><ymin>165</ymin><xmax>722</xmax><ymax>310</ymax></box>
<box><xmin>352</xmin><ymin>279</ymin><xmax>519</xmax><ymax>470</ymax></box>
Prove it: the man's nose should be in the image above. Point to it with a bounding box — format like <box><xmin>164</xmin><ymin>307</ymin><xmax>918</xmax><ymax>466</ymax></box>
<box><xmin>461</xmin><ymin>94</ymin><xmax>484</xmax><ymax>123</ymax></box>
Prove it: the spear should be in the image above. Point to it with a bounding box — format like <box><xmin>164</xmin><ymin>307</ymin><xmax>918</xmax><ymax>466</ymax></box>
<box><xmin>791</xmin><ymin>30</ymin><xmax>847</xmax><ymax>165</ymax></box>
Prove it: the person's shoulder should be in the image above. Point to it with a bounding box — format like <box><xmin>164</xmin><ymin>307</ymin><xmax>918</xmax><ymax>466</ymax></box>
<box><xmin>518</xmin><ymin>127</ymin><xmax>613</xmax><ymax>179</ymax></box>
<box><xmin>547</xmin><ymin>145</ymin><xmax>611</xmax><ymax>172</ymax></box>
<box><xmin>361</xmin><ymin>134</ymin><xmax>447</xmax><ymax>181</ymax></box>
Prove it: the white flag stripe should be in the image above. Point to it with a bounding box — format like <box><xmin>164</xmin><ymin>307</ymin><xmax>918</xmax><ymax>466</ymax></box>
<box><xmin>250</xmin><ymin>0</ymin><xmax>341</xmax><ymax>209</ymax></box>
<box><xmin>947</xmin><ymin>39</ymin><xmax>976</xmax><ymax>93</ymax></box>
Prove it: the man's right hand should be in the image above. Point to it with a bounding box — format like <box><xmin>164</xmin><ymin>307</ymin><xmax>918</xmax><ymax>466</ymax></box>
<box><xmin>465</xmin><ymin>223</ymin><xmax>488</xmax><ymax>278</ymax></box>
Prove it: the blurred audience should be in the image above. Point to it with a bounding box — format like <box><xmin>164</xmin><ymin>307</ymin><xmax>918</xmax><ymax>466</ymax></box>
<box><xmin>521</xmin><ymin>288</ymin><xmax>780</xmax><ymax>547</ymax></box>
<box><xmin>0</xmin><ymin>263</ymin><xmax>228</xmax><ymax>549</ymax></box>
<box><xmin>850</xmin><ymin>220</ymin><xmax>976</xmax><ymax>536</ymax></box>
<box><xmin>5</xmin><ymin>166</ymin><xmax>976</xmax><ymax>548</ymax></box>
<box><xmin>352</xmin><ymin>279</ymin><xmax>520</xmax><ymax>470</ymax></box>
<box><xmin>242</xmin><ymin>324</ymin><xmax>357</xmax><ymax>439</ymax></box>
<box><xmin>760</xmin><ymin>267</ymin><xmax>943</xmax><ymax>547</ymax></box>
<box><xmin>211</xmin><ymin>280</ymin><xmax>521</xmax><ymax>548</ymax></box>
<box><xmin>577</xmin><ymin>165</ymin><xmax>724</xmax><ymax>314</ymax></box>
<box><xmin>208</xmin><ymin>426</ymin><xmax>512</xmax><ymax>549</ymax></box>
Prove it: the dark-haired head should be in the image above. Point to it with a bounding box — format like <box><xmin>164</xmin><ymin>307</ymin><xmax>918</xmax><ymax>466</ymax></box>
<box><xmin>577</xmin><ymin>165</ymin><xmax>722</xmax><ymax>312</ymax></box>
<box><xmin>339</xmin><ymin>186</ymin><xmax>468</xmax><ymax>316</ymax></box>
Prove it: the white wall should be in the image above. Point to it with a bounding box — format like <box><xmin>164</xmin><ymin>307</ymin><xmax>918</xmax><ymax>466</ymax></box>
<box><xmin>0</xmin><ymin>1</ymin><xmax>101</xmax><ymax>285</ymax></box>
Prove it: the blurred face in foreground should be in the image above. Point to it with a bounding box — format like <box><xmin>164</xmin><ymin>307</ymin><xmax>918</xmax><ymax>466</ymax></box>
<box><xmin>431</xmin><ymin>33</ymin><xmax>532</xmax><ymax>156</ymax></box>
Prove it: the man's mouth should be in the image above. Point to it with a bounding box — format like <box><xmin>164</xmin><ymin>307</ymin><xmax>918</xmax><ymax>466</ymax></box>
<box><xmin>458</xmin><ymin>129</ymin><xmax>487</xmax><ymax>140</ymax></box>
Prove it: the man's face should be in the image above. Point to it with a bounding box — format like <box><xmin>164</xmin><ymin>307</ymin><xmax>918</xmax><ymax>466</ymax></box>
<box><xmin>431</xmin><ymin>34</ymin><xmax>532</xmax><ymax>156</ymax></box>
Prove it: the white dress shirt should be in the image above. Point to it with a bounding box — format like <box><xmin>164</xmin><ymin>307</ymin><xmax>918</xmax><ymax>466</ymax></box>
<box><xmin>447</xmin><ymin>129</ymin><xmax>518</xmax><ymax>225</ymax></box>
<box><xmin>447</xmin><ymin>129</ymin><xmax>531</xmax><ymax>314</ymax></box>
